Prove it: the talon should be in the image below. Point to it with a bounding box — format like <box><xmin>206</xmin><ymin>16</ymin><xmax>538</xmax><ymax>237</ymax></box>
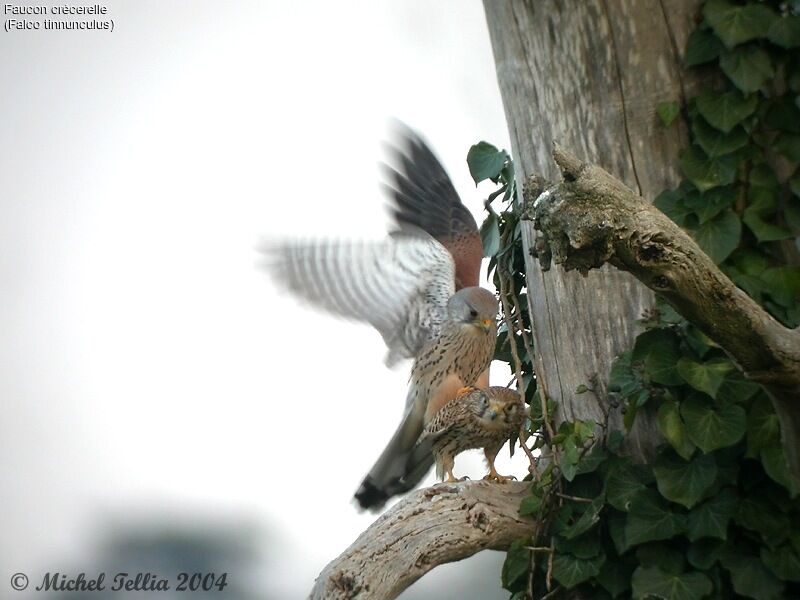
<box><xmin>484</xmin><ymin>471</ymin><xmax>517</xmax><ymax>483</ymax></box>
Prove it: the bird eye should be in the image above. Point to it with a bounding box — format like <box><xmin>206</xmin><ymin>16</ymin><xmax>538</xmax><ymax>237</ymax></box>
<box><xmin>469</xmin><ymin>309</ymin><xmax>478</xmax><ymax>318</ymax></box>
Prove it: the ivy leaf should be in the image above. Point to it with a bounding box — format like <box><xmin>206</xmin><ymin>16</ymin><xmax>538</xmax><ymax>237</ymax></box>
<box><xmin>608</xmin><ymin>511</ymin><xmax>629</xmax><ymax>554</ymax></box>
<box><xmin>690</xmin><ymin>208</ymin><xmax>741</xmax><ymax>263</ymax></box>
<box><xmin>561</xmin><ymin>495</ymin><xmax>605</xmax><ymax>539</ymax></box>
<box><xmin>692</xmin><ymin>117</ymin><xmax>748</xmax><ymax>158</ymax></box>
<box><xmin>743</xmin><ymin>189</ymin><xmax>793</xmax><ymax>242</ymax></box>
<box><xmin>682</xmin><ymin>323</ymin><xmax>714</xmax><ymax>358</ymax></box>
<box><xmin>704</xmin><ymin>0</ymin><xmax>777</xmax><ymax>48</ymax></box>
<box><xmin>653</xmin><ymin>450</ymin><xmax>718</xmax><ymax>509</ymax></box>
<box><xmin>767</xmin><ymin>14</ymin><xmax>800</xmax><ymax>48</ymax></box>
<box><xmin>684</xmin><ymin>27</ymin><xmax>725</xmax><ymax>66</ymax></box>
<box><xmin>681</xmin><ymin>393</ymin><xmax>747</xmax><ymax>453</ymax></box>
<box><xmin>721</xmin><ymin>552</ymin><xmax>785</xmax><ymax>600</ymax></box>
<box><xmin>480</xmin><ymin>212</ymin><xmax>501</xmax><ymax>257</ymax></box>
<box><xmin>519</xmin><ymin>490</ymin><xmax>544</xmax><ymax>516</ymax></box>
<box><xmin>677</xmin><ymin>357</ymin><xmax>735</xmax><ymax>397</ymax></box>
<box><xmin>761</xmin><ymin>266</ymin><xmax>800</xmax><ymax>307</ymax></box>
<box><xmin>761</xmin><ymin>445</ymin><xmax>793</xmax><ymax>491</ymax></box>
<box><xmin>554</xmin><ymin>531</ymin><xmax>602</xmax><ymax>559</ymax></box>
<box><xmin>633</xmin><ymin>328</ymin><xmax>683</xmax><ymax>386</ymax></box>
<box><xmin>719</xmin><ymin>44</ymin><xmax>774</xmax><ymax>92</ymax></box>
<box><xmin>747</xmin><ymin>394</ymin><xmax>781</xmax><ymax>457</ymax></box>
<box><xmin>696</xmin><ymin>89</ymin><xmax>758</xmax><ymax>132</ymax></box>
<box><xmin>596</xmin><ymin>559</ymin><xmax>634</xmax><ymax>598</ymax></box>
<box><xmin>716</xmin><ymin>371</ymin><xmax>760</xmax><ymax>403</ymax></box>
<box><xmin>552</xmin><ymin>552</ymin><xmax>605</xmax><ymax>588</ymax></box>
<box><xmin>679</xmin><ymin>145</ymin><xmax>738</xmax><ymax>191</ymax></box>
<box><xmin>687</xmin><ymin>538</ymin><xmax>725</xmax><ymax>570</ymax></box>
<box><xmin>683</xmin><ymin>186</ymin><xmax>736</xmax><ymax>224</ymax></box>
<box><xmin>467</xmin><ymin>142</ymin><xmax>506</xmax><ymax>185</ymax></box>
<box><xmin>575</xmin><ymin>444</ymin><xmax>608</xmax><ymax>476</ymax></box>
<box><xmin>654</xmin><ymin>188</ymin><xmax>694</xmax><ymax>226</ymax></box>
<box><xmin>658</xmin><ymin>399</ymin><xmax>696</xmax><ymax>460</ymax></box>
<box><xmin>625</xmin><ymin>490</ymin><xmax>686</xmax><ymax>547</ymax></box>
<box><xmin>609</xmin><ymin>351</ymin><xmax>647</xmax><ymax>400</ymax></box>
<box><xmin>749</xmin><ymin>164</ymin><xmax>778</xmax><ymax>189</ymax></box>
<box><xmin>658</xmin><ymin>101</ymin><xmax>681</xmax><ymax>126</ymax></box>
<box><xmin>729</xmin><ymin>248</ymin><xmax>768</xmax><ymax>275</ymax></box>
<box><xmin>735</xmin><ymin>497</ymin><xmax>791</xmax><ymax>544</ymax></box>
<box><xmin>687</xmin><ymin>487</ymin><xmax>737</xmax><ymax>541</ymax></box>
<box><xmin>501</xmin><ymin>538</ymin><xmax>530</xmax><ymax>590</ymax></box>
<box><xmin>761</xmin><ymin>544</ymin><xmax>800</xmax><ymax>581</ymax></box>
<box><xmin>631</xmin><ymin>566</ymin><xmax>713</xmax><ymax>600</ymax></box>
<box><xmin>606</xmin><ymin>459</ymin><xmax>652</xmax><ymax>511</ymax></box>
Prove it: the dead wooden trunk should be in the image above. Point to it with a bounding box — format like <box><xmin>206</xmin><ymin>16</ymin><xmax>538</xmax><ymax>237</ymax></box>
<box><xmin>483</xmin><ymin>0</ymin><xmax>702</xmax><ymax>459</ymax></box>
<box><xmin>528</xmin><ymin>145</ymin><xmax>800</xmax><ymax>489</ymax></box>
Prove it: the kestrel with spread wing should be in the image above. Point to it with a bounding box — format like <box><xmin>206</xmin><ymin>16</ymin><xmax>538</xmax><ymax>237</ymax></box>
<box><xmin>261</xmin><ymin>126</ymin><xmax>496</xmax><ymax>510</ymax></box>
<box><xmin>413</xmin><ymin>386</ymin><xmax>524</xmax><ymax>483</ymax></box>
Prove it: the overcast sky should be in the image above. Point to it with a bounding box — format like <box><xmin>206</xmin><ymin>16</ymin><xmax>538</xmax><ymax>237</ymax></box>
<box><xmin>0</xmin><ymin>2</ymin><xmax>520</xmax><ymax>597</ymax></box>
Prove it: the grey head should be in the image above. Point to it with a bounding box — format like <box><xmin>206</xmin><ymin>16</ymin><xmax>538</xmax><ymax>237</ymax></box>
<box><xmin>446</xmin><ymin>286</ymin><xmax>498</xmax><ymax>332</ymax></box>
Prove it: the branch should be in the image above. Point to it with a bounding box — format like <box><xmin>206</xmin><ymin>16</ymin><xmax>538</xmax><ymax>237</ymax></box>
<box><xmin>308</xmin><ymin>481</ymin><xmax>534</xmax><ymax>600</ymax></box>
<box><xmin>525</xmin><ymin>143</ymin><xmax>800</xmax><ymax>490</ymax></box>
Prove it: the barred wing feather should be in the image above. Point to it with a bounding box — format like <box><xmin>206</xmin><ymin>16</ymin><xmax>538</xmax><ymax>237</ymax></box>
<box><xmin>261</xmin><ymin>231</ymin><xmax>455</xmax><ymax>366</ymax></box>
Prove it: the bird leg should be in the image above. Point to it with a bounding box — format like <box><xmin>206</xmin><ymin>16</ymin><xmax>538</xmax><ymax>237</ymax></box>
<box><xmin>483</xmin><ymin>447</ymin><xmax>516</xmax><ymax>482</ymax></box>
<box><xmin>441</xmin><ymin>454</ymin><xmax>469</xmax><ymax>483</ymax></box>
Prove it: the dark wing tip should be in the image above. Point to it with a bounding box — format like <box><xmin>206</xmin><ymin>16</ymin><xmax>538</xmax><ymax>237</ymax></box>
<box><xmin>354</xmin><ymin>476</ymin><xmax>389</xmax><ymax>511</ymax></box>
<box><xmin>380</xmin><ymin>123</ymin><xmax>483</xmax><ymax>288</ymax></box>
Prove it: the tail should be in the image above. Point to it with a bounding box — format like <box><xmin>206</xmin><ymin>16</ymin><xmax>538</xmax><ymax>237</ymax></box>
<box><xmin>354</xmin><ymin>402</ymin><xmax>434</xmax><ymax>511</ymax></box>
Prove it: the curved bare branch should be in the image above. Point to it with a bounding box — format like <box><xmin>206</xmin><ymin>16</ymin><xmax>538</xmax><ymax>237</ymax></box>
<box><xmin>308</xmin><ymin>481</ymin><xmax>534</xmax><ymax>600</ymax></box>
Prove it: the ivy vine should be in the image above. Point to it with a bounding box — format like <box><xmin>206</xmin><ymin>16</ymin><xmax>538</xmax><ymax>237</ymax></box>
<box><xmin>470</xmin><ymin>1</ymin><xmax>800</xmax><ymax>598</ymax></box>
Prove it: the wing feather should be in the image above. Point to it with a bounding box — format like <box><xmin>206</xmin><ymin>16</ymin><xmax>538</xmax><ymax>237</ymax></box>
<box><xmin>382</xmin><ymin>125</ymin><xmax>484</xmax><ymax>289</ymax></box>
<box><xmin>260</xmin><ymin>231</ymin><xmax>455</xmax><ymax>365</ymax></box>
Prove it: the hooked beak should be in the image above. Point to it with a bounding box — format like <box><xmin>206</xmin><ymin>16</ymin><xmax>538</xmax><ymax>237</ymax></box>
<box><xmin>487</xmin><ymin>401</ymin><xmax>503</xmax><ymax>421</ymax></box>
<box><xmin>474</xmin><ymin>318</ymin><xmax>493</xmax><ymax>332</ymax></box>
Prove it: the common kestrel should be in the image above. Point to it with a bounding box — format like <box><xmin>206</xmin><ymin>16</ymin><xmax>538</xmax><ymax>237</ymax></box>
<box><xmin>261</xmin><ymin>126</ymin><xmax>496</xmax><ymax>509</ymax></box>
<box><xmin>413</xmin><ymin>386</ymin><xmax>524</xmax><ymax>483</ymax></box>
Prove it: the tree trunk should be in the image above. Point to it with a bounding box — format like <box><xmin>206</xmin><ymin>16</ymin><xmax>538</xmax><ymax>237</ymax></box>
<box><xmin>483</xmin><ymin>0</ymin><xmax>702</xmax><ymax>459</ymax></box>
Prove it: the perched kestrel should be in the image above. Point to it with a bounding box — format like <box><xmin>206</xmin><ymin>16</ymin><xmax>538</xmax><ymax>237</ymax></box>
<box><xmin>261</xmin><ymin>126</ymin><xmax>496</xmax><ymax>509</ymax></box>
<box><xmin>413</xmin><ymin>386</ymin><xmax>524</xmax><ymax>483</ymax></box>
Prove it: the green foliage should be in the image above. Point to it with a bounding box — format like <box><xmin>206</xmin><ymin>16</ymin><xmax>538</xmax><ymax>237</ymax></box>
<box><xmin>658</xmin><ymin>101</ymin><xmax>681</xmax><ymax>126</ymax></box>
<box><xmin>476</xmin><ymin>1</ymin><xmax>800</xmax><ymax>597</ymax></box>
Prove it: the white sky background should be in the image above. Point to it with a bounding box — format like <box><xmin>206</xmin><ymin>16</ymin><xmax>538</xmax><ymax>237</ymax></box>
<box><xmin>0</xmin><ymin>1</ymin><xmax>520</xmax><ymax>597</ymax></box>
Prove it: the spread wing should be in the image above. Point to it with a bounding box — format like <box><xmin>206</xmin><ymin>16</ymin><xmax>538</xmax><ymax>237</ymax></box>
<box><xmin>260</xmin><ymin>230</ymin><xmax>455</xmax><ymax>366</ymax></box>
<box><xmin>382</xmin><ymin>125</ymin><xmax>484</xmax><ymax>290</ymax></box>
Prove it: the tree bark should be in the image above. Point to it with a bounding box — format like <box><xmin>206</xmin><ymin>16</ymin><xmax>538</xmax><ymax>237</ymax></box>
<box><xmin>527</xmin><ymin>144</ymin><xmax>800</xmax><ymax>489</ymax></box>
<box><xmin>483</xmin><ymin>0</ymin><xmax>702</xmax><ymax>460</ymax></box>
<box><xmin>308</xmin><ymin>481</ymin><xmax>533</xmax><ymax>600</ymax></box>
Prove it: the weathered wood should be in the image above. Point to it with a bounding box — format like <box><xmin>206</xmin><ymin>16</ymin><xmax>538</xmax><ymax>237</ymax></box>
<box><xmin>308</xmin><ymin>481</ymin><xmax>533</xmax><ymax>600</ymax></box>
<box><xmin>527</xmin><ymin>145</ymin><xmax>800</xmax><ymax>489</ymax></box>
<box><xmin>483</xmin><ymin>0</ymin><xmax>702</xmax><ymax>459</ymax></box>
